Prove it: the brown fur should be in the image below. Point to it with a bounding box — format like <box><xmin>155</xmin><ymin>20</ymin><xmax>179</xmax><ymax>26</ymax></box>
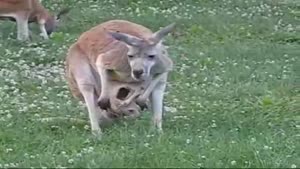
<box><xmin>0</xmin><ymin>0</ymin><xmax>53</xmax><ymax>24</ymax></box>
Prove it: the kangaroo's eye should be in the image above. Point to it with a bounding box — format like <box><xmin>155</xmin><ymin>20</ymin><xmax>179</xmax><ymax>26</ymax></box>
<box><xmin>128</xmin><ymin>55</ymin><xmax>134</xmax><ymax>58</ymax></box>
<box><xmin>148</xmin><ymin>55</ymin><xmax>155</xmax><ymax>59</ymax></box>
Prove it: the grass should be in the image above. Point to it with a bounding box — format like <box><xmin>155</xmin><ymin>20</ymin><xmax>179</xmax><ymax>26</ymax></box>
<box><xmin>0</xmin><ymin>0</ymin><xmax>299</xmax><ymax>168</ymax></box>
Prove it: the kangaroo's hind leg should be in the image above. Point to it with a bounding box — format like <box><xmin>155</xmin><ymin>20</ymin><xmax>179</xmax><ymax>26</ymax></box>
<box><xmin>69</xmin><ymin>54</ymin><xmax>105</xmax><ymax>137</ymax></box>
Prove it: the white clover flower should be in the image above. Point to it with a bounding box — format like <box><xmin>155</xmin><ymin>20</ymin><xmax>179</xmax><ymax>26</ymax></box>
<box><xmin>211</xmin><ymin>123</ymin><xmax>217</xmax><ymax>128</ymax></box>
<box><xmin>263</xmin><ymin>145</ymin><xmax>271</xmax><ymax>150</ymax></box>
<box><xmin>87</xmin><ymin>146</ymin><xmax>94</xmax><ymax>153</ymax></box>
<box><xmin>76</xmin><ymin>153</ymin><xmax>82</xmax><ymax>158</ymax></box>
<box><xmin>6</xmin><ymin>148</ymin><xmax>13</xmax><ymax>153</ymax></box>
<box><xmin>231</xmin><ymin>160</ymin><xmax>237</xmax><ymax>165</ymax></box>
<box><xmin>6</xmin><ymin>113</ymin><xmax>12</xmax><ymax>119</ymax></box>
<box><xmin>68</xmin><ymin>159</ymin><xmax>74</xmax><ymax>164</ymax></box>
<box><xmin>84</xmin><ymin>125</ymin><xmax>90</xmax><ymax>130</ymax></box>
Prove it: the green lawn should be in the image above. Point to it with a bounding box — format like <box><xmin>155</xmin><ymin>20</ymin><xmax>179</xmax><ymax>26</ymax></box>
<box><xmin>0</xmin><ymin>0</ymin><xmax>299</xmax><ymax>168</ymax></box>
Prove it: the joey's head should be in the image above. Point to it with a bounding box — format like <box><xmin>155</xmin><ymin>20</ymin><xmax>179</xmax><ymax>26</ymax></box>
<box><xmin>108</xmin><ymin>87</ymin><xmax>141</xmax><ymax>120</ymax></box>
<box><xmin>109</xmin><ymin>23</ymin><xmax>176</xmax><ymax>81</ymax></box>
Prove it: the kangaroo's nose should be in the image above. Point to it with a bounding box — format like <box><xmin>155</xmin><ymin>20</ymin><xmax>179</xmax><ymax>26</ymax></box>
<box><xmin>133</xmin><ymin>69</ymin><xmax>143</xmax><ymax>78</ymax></box>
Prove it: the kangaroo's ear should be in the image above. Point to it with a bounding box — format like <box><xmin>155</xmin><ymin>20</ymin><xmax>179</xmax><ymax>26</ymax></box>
<box><xmin>108</xmin><ymin>31</ymin><xmax>145</xmax><ymax>47</ymax></box>
<box><xmin>56</xmin><ymin>8</ymin><xmax>71</xmax><ymax>21</ymax></box>
<box><xmin>151</xmin><ymin>23</ymin><xmax>176</xmax><ymax>43</ymax></box>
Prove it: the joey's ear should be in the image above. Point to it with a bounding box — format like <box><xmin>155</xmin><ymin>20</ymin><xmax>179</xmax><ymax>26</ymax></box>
<box><xmin>151</xmin><ymin>23</ymin><xmax>176</xmax><ymax>43</ymax></box>
<box><xmin>108</xmin><ymin>31</ymin><xmax>145</xmax><ymax>47</ymax></box>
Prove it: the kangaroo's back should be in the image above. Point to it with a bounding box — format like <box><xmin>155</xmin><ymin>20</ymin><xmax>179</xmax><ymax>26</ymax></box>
<box><xmin>0</xmin><ymin>0</ymin><xmax>45</xmax><ymax>14</ymax></box>
<box><xmin>0</xmin><ymin>0</ymin><xmax>32</xmax><ymax>13</ymax></box>
<box><xmin>75</xmin><ymin>20</ymin><xmax>154</xmax><ymax>64</ymax></box>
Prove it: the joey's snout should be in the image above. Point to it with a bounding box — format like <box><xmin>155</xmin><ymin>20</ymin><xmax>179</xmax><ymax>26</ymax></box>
<box><xmin>132</xmin><ymin>69</ymin><xmax>144</xmax><ymax>79</ymax></box>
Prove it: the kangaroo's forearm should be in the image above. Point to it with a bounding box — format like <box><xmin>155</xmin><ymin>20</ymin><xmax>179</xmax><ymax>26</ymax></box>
<box><xmin>140</xmin><ymin>72</ymin><xmax>168</xmax><ymax>99</ymax></box>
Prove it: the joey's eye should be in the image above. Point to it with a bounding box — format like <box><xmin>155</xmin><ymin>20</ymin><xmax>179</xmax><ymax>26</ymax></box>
<box><xmin>128</xmin><ymin>55</ymin><xmax>134</xmax><ymax>58</ymax></box>
<box><xmin>148</xmin><ymin>55</ymin><xmax>155</xmax><ymax>59</ymax></box>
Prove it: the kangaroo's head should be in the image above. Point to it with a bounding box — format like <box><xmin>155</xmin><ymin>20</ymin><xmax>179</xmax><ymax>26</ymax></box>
<box><xmin>45</xmin><ymin>8</ymin><xmax>70</xmax><ymax>35</ymax></box>
<box><xmin>109</xmin><ymin>23</ymin><xmax>175</xmax><ymax>81</ymax></box>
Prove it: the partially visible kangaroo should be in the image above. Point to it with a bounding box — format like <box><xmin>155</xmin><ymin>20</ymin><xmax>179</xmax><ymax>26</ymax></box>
<box><xmin>65</xmin><ymin>20</ymin><xmax>175</xmax><ymax>136</ymax></box>
<box><xmin>0</xmin><ymin>0</ymin><xmax>70</xmax><ymax>40</ymax></box>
